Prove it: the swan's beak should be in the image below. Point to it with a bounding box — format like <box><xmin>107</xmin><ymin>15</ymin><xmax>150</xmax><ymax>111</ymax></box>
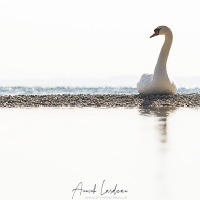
<box><xmin>150</xmin><ymin>32</ymin><xmax>158</xmax><ymax>38</ymax></box>
<box><xmin>150</xmin><ymin>29</ymin><xmax>160</xmax><ymax>38</ymax></box>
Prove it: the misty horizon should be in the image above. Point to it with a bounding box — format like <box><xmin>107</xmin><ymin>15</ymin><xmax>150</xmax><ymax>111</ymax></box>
<box><xmin>0</xmin><ymin>75</ymin><xmax>200</xmax><ymax>87</ymax></box>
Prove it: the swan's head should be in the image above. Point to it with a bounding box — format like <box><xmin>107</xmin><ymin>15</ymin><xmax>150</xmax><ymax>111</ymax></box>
<box><xmin>150</xmin><ymin>26</ymin><xmax>171</xmax><ymax>38</ymax></box>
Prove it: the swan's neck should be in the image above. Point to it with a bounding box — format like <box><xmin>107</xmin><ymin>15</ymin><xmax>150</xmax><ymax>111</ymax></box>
<box><xmin>153</xmin><ymin>31</ymin><xmax>173</xmax><ymax>80</ymax></box>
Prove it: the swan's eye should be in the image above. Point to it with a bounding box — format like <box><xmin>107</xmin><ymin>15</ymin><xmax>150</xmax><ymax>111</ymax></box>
<box><xmin>154</xmin><ymin>28</ymin><xmax>162</xmax><ymax>33</ymax></box>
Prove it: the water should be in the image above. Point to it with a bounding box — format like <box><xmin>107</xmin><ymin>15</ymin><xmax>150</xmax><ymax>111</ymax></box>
<box><xmin>0</xmin><ymin>86</ymin><xmax>200</xmax><ymax>95</ymax></box>
<box><xmin>0</xmin><ymin>107</ymin><xmax>200</xmax><ymax>200</ymax></box>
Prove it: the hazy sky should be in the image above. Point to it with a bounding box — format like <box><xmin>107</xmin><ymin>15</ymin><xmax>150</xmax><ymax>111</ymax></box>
<box><xmin>0</xmin><ymin>0</ymin><xmax>200</xmax><ymax>80</ymax></box>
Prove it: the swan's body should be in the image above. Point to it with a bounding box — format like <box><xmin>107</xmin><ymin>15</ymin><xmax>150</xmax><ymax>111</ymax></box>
<box><xmin>137</xmin><ymin>26</ymin><xmax>177</xmax><ymax>94</ymax></box>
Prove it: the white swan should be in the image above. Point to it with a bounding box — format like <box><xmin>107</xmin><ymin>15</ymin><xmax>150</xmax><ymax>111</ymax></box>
<box><xmin>137</xmin><ymin>25</ymin><xmax>177</xmax><ymax>94</ymax></box>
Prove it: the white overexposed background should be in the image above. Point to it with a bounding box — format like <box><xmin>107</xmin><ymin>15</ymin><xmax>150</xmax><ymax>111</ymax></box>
<box><xmin>0</xmin><ymin>0</ymin><xmax>200</xmax><ymax>86</ymax></box>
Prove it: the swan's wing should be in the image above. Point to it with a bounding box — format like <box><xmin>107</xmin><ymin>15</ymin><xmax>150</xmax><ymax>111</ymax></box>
<box><xmin>137</xmin><ymin>73</ymin><xmax>153</xmax><ymax>94</ymax></box>
<box><xmin>169</xmin><ymin>79</ymin><xmax>177</xmax><ymax>93</ymax></box>
<box><xmin>137</xmin><ymin>74</ymin><xmax>177</xmax><ymax>94</ymax></box>
<box><xmin>169</xmin><ymin>79</ymin><xmax>176</xmax><ymax>86</ymax></box>
<box><xmin>138</xmin><ymin>73</ymin><xmax>153</xmax><ymax>83</ymax></box>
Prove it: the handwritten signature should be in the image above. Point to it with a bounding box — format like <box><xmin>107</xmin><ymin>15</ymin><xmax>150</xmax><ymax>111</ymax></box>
<box><xmin>72</xmin><ymin>180</ymin><xmax>128</xmax><ymax>199</ymax></box>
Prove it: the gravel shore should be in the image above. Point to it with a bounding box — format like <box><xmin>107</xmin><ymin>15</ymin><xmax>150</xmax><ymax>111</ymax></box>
<box><xmin>0</xmin><ymin>94</ymin><xmax>200</xmax><ymax>108</ymax></box>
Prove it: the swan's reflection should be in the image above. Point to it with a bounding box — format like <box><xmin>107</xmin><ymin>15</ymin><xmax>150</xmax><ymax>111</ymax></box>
<box><xmin>139</xmin><ymin>108</ymin><xmax>176</xmax><ymax>143</ymax></box>
<box><xmin>139</xmin><ymin>108</ymin><xmax>176</xmax><ymax>199</ymax></box>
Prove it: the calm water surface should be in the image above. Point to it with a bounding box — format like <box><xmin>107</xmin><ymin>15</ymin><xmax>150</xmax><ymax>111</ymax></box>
<box><xmin>0</xmin><ymin>86</ymin><xmax>200</xmax><ymax>95</ymax></box>
<box><xmin>0</xmin><ymin>108</ymin><xmax>200</xmax><ymax>200</ymax></box>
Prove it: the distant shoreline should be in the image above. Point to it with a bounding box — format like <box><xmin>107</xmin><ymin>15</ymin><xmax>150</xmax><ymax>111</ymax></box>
<box><xmin>0</xmin><ymin>94</ymin><xmax>200</xmax><ymax>108</ymax></box>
